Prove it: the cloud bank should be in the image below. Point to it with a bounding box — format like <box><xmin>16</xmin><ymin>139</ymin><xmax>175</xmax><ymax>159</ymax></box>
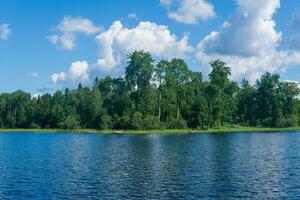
<box><xmin>50</xmin><ymin>20</ymin><xmax>192</xmax><ymax>88</ymax></box>
<box><xmin>47</xmin><ymin>0</ymin><xmax>300</xmax><ymax>90</ymax></box>
<box><xmin>196</xmin><ymin>0</ymin><xmax>300</xmax><ymax>82</ymax></box>
<box><xmin>95</xmin><ymin>20</ymin><xmax>192</xmax><ymax>74</ymax></box>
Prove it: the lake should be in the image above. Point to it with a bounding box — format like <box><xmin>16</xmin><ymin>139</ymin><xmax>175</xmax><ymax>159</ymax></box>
<box><xmin>0</xmin><ymin>132</ymin><xmax>300</xmax><ymax>199</ymax></box>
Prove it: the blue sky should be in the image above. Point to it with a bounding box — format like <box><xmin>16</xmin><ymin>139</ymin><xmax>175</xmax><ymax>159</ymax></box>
<box><xmin>0</xmin><ymin>0</ymin><xmax>300</xmax><ymax>94</ymax></box>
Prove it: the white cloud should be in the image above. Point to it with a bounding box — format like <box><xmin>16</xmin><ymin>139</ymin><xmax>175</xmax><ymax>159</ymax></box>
<box><xmin>32</xmin><ymin>93</ymin><xmax>43</xmax><ymax>99</ymax></box>
<box><xmin>95</xmin><ymin>20</ymin><xmax>192</xmax><ymax>73</ymax></box>
<box><xmin>161</xmin><ymin>0</ymin><xmax>215</xmax><ymax>24</ymax></box>
<box><xmin>57</xmin><ymin>16</ymin><xmax>100</xmax><ymax>34</ymax></box>
<box><xmin>51</xmin><ymin>72</ymin><xmax>66</xmax><ymax>84</ymax></box>
<box><xmin>27</xmin><ymin>72</ymin><xmax>40</xmax><ymax>78</ymax></box>
<box><xmin>47</xmin><ymin>16</ymin><xmax>101</xmax><ymax>50</ymax></box>
<box><xmin>199</xmin><ymin>0</ymin><xmax>281</xmax><ymax>57</ymax></box>
<box><xmin>196</xmin><ymin>0</ymin><xmax>300</xmax><ymax>82</ymax></box>
<box><xmin>0</xmin><ymin>23</ymin><xmax>11</xmax><ymax>40</ymax></box>
<box><xmin>48</xmin><ymin>20</ymin><xmax>192</xmax><ymax>89</ymax></box>
<box><xmin>48</xmin><ymin>34</ymin><xmax>76</xmax><ymax>50</ymax></box>
<box><xmin>68</xmin><ymin>61</ymin><xmax>89</xmax><ymax>83</ymax></box>
<box><xmin>51</xmin><ymin>61</ymin><xmax>89</xmax><ymax>87</ymax></box>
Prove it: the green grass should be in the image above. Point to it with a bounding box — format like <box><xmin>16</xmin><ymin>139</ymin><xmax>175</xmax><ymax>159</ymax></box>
<box><xmin>1</xmin><ymin>126</ymin><xmax>300</xmax><ymax>134</ymax></box>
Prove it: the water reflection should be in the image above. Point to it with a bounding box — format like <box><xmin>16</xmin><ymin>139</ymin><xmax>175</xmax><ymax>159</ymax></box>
<box><xmin>0</xmin><ymin>132</ymin><xmax>300</xmax><ymax>199</ymax></box>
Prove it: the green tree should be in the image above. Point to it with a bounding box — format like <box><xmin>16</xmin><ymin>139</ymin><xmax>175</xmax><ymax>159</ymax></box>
<box><xmin>0</xmin><ymin>52</ymin><xmax>299</xmax><ymax>130</ymax></box>
<box><xmin>125</xmin><ymin>50</ymin><xmax>155</xmax><ymax>116</ymax></box>
<box><xmin>208</xmin><ymin>60</ymin><xmax>232</xmax><ymax>126</ymax></box>
<box><xmin>256</xmin><ymin>72</ymin><xmax>282</xmax><ymax>127</ymax></box>
<box><xmin>236</xmin><ymin>79</ymin><xmax>257</xmax><ymax>125</ymax></box>
<box><xmin>63</xmin><ymin>115</ymin><xmax>80</xmax><ymax>130</ymax></box>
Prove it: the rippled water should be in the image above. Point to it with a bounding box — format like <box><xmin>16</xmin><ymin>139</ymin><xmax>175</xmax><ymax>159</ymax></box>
<box><xmin>0</xmin><ymin>132</ymin><xmax>300</xmax><ymax>199</ymax></box>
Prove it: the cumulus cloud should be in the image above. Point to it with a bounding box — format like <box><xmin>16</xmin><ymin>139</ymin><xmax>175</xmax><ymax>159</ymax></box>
<box><xmin>196</xmin><ymin>0</ymin><xmax>300</xmax><ymax>82</ymax></box>
<box><xmin>95</xmin><ymin>20</ymin><xmax>192</xmax><ymax>73</ymax></box>
<box><xmin>47</xmin><ymin>16</ymin><xmax>101</xmax><ymax>50</ymax></box>
<box><xmin>161</xmin><ymin>0</ymin><xmax>215</xmax><ymax>24</ymax></box>
<box><xmin>0</xmin><ymin>23</ymin><xmax>11</xmax><ymax>40</ymax></box>
<box><xmin>49</xmin><ymin>20</ymin><xmax>192</xmax><ymax>88</ymax></box>
<box><xmin>51</xmin><ymin>61</ymin><xmax>89</xmax><ymax>87</ymax></box>
<box><xmin>51</xmin><ymin>72</ymin><xmax>66</xmax><ymax>84</ymax></box>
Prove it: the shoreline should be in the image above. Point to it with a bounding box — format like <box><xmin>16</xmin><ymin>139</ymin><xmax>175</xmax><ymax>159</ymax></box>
<box><xmin>1</xmin><ymin>126</ymin><xmax>300</xmax><ymax>134</ymax></box>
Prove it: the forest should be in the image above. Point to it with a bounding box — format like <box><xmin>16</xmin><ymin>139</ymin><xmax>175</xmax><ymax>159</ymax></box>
<box><xmin>0</xmin><ymin>50</ymin><xmax>300</xmax><ymax>130</ymax></box>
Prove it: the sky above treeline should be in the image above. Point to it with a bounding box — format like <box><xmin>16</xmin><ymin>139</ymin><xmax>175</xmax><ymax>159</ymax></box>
<box><xmin>0</xmin><ymin>0</ymin><xmax>300</xmax><ymax>95</ymax></box>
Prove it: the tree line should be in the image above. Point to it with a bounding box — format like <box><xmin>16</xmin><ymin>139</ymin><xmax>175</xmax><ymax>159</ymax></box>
<box><xmin>0</xmin><ymin>51</ymin><xmax>300</xmax><ymax>130</ymax></box>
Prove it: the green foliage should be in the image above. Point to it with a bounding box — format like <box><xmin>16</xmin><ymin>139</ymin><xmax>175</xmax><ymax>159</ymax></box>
<box><xmin>236</xmin><ymin>79</ymin><xmax>257</xmax><ymax>125</ymax></box>
<box><xmin>0</xmin><ymin>52</ymin><xmax>299</xmax><ymax>130</ymax></box>
<box><xmin>209</xmin><ymin>59</ymin><xmax>231</xmax><ymax>88</ymax></box>
<box><xmin>167</xmin><ymin>118</ymin><xmax>187</xmax><ymax>129</ymax></box>
<box><xmin>29</xmin><ymin>122</ymin><xmax>40</xmax><ymax>129</ymax></box>
<box><xmin>99</xmin><ymin>115</ymin><xmax>113</xmax><ymax>130</ymax></box>
<box><xmin>276</xmin><ymin>115</ymin><xmax>298</xmax><ymax>128</ymax></box>
<box><xmin>63</xmin><ymin>115</ymin><xmax>80</xmax><ymax>130</ymax></box>
<box><xmin>117</xmin><ymin>114</ymin><xmax>132</xmax><ymax>130</ymax></box>
<box><xmin>142</xmin><ymin>115</ymin><xmax>164</xmax><ymax>130</ymax></box>
<box><xmin>256</xmin><ymin>72</ymin><xmax>282</xmax><ymax>127</ymax></box>
<box><xmin>125</xmin><ymin>51</ymin><xmax>155</xmax><ymax>116</ymax></box>
<box><xmin>130</xmin><ymin>112</ymin><xmax>143</xmax><ymax>130</ymax></box>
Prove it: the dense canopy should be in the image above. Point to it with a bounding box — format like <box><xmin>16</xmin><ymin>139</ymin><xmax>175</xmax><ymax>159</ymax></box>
<box><xmin>0</xmin><ymin>51</ymin><xmax>299</xmax><ymax>130</ymax></box>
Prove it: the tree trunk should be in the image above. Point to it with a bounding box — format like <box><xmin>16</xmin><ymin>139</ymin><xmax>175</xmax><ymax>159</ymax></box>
<box><xmin>176</xmin><ymin>94</ymin><xmax>180</xmax><ymax>119</ymax></box>
<box><xmin>158</xmin><ymin>91</ymin><xmax>161</xmax><ymax>121</ymax></box>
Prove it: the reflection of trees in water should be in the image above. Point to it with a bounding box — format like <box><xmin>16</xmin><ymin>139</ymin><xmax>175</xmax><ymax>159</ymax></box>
<box><xmin>55</xmin><ymin>133</ymin><xmax>300</xmax><ymax>199</ymax></box>
<box><xmin>1</xmin><ymin>133</ymin><xmax>300</xmax><ymax>199</ymax></box>
<box><xmin>205</xmin><ymin>133</ymin><xmax>236</xmax><ymax>198</ymax></box>
<box><xmin>205</xmin><ymin>133</ymin><xmax>290</xmax><ymax>198</ymax></box>
<box><xmin>122</xmin><ymin>135</ymin><xmax>192</xmax><ymax>199</ymax></box>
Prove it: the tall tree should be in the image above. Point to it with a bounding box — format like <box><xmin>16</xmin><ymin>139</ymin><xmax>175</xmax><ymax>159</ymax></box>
<box><xmin>208</xmin><ymin>60</ymin><xmax>232</xmax><ymax>126</ymax></box>
<box><xmin>236</xmin><ymin>79</ymin><xmax>257</xmax><ymax>125</ymax></box>
<box><xmin>125</xmin><ymin>50</ymin><xmax>155</xmax><ymax>116</ymax></box>
<box><xmin>256</xmin><ymin>72</ymin><xmax>281</xmax><ymax>126</ymax></box>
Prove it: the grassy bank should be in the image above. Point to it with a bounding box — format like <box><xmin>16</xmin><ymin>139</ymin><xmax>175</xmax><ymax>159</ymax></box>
<box><xmin>1</xmin><ymin>126</ymin><xmax>300</xmax><ymax>134</ymax></box>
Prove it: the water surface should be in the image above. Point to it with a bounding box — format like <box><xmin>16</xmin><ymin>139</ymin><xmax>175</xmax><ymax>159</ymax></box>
<box><xmin>0</xmin><ymin>132</ymin><xmax>300</xmax><ymax>199</ymax></box>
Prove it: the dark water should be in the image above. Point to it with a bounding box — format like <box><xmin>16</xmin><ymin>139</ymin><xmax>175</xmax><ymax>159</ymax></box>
<box><xmin>0</xmin><ymin>132</ymin><xmax>300</xmax><ymax>199</ymax></box>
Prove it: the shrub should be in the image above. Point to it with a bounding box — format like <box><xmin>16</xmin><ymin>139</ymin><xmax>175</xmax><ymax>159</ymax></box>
<box><xmin>166</xmin><ymin>118</ymin><xmax>187</xmax><ymax>129</ymax></box>
<box><xmin>262</xmin><ymin>117</ymin><xmax>273</xmax><ymax>127</ymax></box>
<box><xmin>29</xmin><ymin>122</ymin><xmax>40</xmax><ymax>129</ymax></box>
<box><xmin>116</xmin><ymin>115</ymin><xmax>131</xmax><ymax>130</ymax></box>
<box><xmin>99</xmin><ymin>115</ymin><xmax>113</xmax><ymax>130</ymax></box>
<box><xmin>63</xmin><ymin>115</ymin><xmax>80</xmax><ymax>130</ymax></box>
<box><xmin>142</xmin><ymin>115</ymin><xmax>164</xmax><ymax>130</ymax></box>
<box><xmin>130</xmin><ymin>112</ymin><xmax>143</xmax><ymax>130</ymax></box>
<box><xmin>276</xmin><ymin>115</ymin><xmax>298</xmax><ymax>128</ymax></box>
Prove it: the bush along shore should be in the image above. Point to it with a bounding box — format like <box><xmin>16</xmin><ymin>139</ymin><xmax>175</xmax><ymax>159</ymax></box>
<box><xmin>0</xmin><ymin>51</ymin><xmax>300</xmax><ymax>131</ymax></box>
<box><xmin>1</xmin><ymin>126</ymin><xmax>300</xmax><ymax>135</ymax></box>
